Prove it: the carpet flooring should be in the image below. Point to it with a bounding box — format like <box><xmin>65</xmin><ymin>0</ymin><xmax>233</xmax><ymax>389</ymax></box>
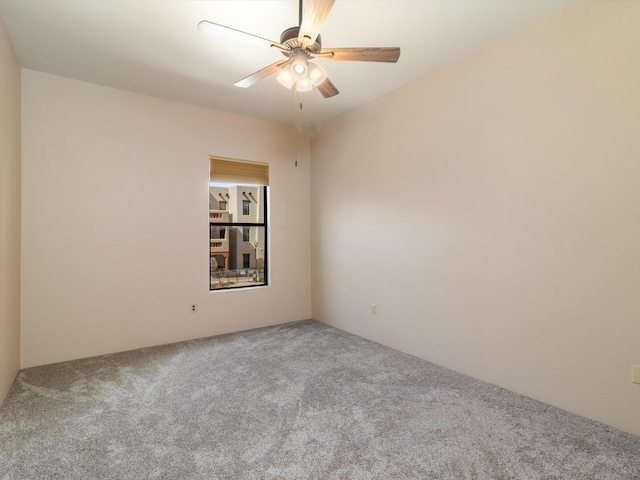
<box><xmin>1</xmin><ymin>319</ymin><xmax>639</xmax><ymax>479</ymax></box>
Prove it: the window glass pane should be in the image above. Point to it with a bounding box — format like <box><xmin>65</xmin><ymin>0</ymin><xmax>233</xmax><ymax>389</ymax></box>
<box><xmin>243</xmin><ymin>227</ymin><xmax>250</xmax><ymax>242</ymax></box>
<box><xmin>242</xmin><ymin>200</ymin><xmax>250</xmax><ymax>216</ymax></box>
<box><xmin>210</xmin><ymin>225</ymin><xmax>266</xmax><ymax>289</ymax></box>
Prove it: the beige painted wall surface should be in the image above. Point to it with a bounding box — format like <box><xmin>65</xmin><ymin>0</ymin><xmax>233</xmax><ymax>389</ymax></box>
<box><xmin>21</xmin><ymin>70</ymin><xmax>311</xmax><ymax>368</ymax></box>
<box><xmin>311</xmin><ymin>1</ymin><xmax>640</xmax><ymax>436</ymax></box>
<box><xmin>0</xmin><ymin>16</ymin><xmax>21</xmax><ymax>403</ymax></box>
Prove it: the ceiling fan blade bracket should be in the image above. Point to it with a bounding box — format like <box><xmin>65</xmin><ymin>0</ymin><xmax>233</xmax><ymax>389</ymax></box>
<box><xmin>270</xmin><ymin>43</ymin><xmax>290</xmax><ymax>53</ymax></box>
<box><xmin>280</xmin><ymin>26</ymin><xmax>321</xmax><ymax>53</ymax></box>
<box><xmin>310</xmin><ymin>51</ymin><xmax>334</xmax><ymax>59</ymax></box>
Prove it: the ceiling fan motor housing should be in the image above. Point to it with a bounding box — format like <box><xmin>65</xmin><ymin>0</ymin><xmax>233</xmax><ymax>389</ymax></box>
<box><xmin>280</xmin><ymin>26</ymin><xmax>322</xmax><ymax>53</ymax></box>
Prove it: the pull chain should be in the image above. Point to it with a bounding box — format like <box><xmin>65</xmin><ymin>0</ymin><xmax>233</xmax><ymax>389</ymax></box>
<box><xmin>294</xmin><ymin>89</ymin><xmax>302</xmax><ymax>168</ymax></box>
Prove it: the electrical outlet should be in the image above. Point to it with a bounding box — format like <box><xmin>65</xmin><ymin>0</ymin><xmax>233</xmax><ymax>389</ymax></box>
<box><xmin>632</xmin><ymin>365</ymin><xmax>640</xmax><ymax>385</ymax></box>
<box><xmin>371</xmin><ymin>304</ymin><xmax>376</xmax><ymax>315</ymax></box>
<box><xmin>191</xmin><ymin>304</ymin><xmax>197</xmax><ymax>313</ymax></box>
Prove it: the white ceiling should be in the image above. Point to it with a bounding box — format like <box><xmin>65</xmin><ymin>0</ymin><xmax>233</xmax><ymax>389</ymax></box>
<box><xmin>0</xmin><ymin>0</ymin><xmax>572</xmax><ymax>128</ymax></box>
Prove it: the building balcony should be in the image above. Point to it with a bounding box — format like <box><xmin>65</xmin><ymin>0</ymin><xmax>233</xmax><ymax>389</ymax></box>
<box><xmin>210</xmin><ymin>238</ymin><xmax>229</xmax><ymax>253</ymax></box>
<box><xmin>209</xmin><ymin>210</ymin><xmax>230</xmax><ymax>223</ymax></box>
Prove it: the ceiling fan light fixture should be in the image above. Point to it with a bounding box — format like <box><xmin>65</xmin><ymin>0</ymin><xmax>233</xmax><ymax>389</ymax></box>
<box><xmin>277</xmin><ymin>64</ymin><xmax>295</xmax><ymax>89</ymax></box>
<box><xmin>291</xmin><ymin>50</ymin><xmax>308</xmax><ymax>80</ymax></box>
<box><xmin>307</xmin><ymin>61</ymin><xmax>327</xmax><ymax>86</ymax></box>
<box><xmin>295</xmin><ymin>77</ymin><xmax>313</xmax><ymax>92</ymax></box>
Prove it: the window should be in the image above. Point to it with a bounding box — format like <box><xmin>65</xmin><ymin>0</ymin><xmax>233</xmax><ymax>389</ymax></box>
<box><xmin>209</xmin><ymin>157</ymin><xmax>268</xmax><ymax>291</ymax></box>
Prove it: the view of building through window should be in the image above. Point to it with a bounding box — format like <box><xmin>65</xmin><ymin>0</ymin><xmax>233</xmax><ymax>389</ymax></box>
<box><xmin>209</xmin><ymin>184</ymin><xmax>267</xmax><ymax>290</ymax></box>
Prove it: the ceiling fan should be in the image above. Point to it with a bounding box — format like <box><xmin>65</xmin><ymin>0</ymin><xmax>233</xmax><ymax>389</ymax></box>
<box><xmin>197</xmin><ymin>0</ymin><xmax>400</xmax><ymax>98</ymax></box>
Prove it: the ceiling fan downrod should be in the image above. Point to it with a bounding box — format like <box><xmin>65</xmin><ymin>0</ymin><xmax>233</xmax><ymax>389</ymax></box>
<box><xmin>299</xmin><ymin>0</ymin><xmax>303</xmax><ymax>27</ymax></box>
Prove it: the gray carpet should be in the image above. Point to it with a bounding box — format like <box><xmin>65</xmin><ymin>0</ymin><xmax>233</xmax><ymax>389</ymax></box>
<box><xmin>1</xmin><ymin>320</ymin><xmax>639</xmax><ymax>479</ymax></box>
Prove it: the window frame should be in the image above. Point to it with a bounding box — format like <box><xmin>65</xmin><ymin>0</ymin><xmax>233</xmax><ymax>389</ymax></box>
<box><xmin>210</xmin><ymin>185</ymin><xmax>268</xmax><ymax>292</ymax></box>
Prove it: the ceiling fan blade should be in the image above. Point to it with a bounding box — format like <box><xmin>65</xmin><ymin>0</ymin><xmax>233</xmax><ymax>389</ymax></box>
<box><xmin>317</xmin><ymin>77</ymin><xmax>339</xmax><ymax>98</ymax></box>
<box><xmin>234</xmin><ymin>60</ymin><xmax>291</xmax><ymax>88</ymax></box>
<box><xmin>298</xmin><ymin>0</ymin><xmax>335</xmax><ymax>49</ymax></box>
<box><xmin>198</xmin><ymin>20</ymin><xmax>287</xmax><ymax>51</ymax></box>
<box><xmin>318</xmin><ymin>47</ymin><xmax>401</xmax><ymax>63</ymax></box>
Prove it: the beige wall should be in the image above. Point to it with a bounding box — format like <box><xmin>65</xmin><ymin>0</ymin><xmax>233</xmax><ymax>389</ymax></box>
<box><xmin>0</xmin><ymin>17</ymin><xmax>21</xmax><ymax>404</ymax></box>
<box><xmin>21</xmin><ymin>70</ymin><xmax>311</xmax><ymax>368</ymax></box>
<box><xmin>311</xmin><ymin>1</ymin><xmax>640</xmax><ymax>436</ymax></box>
